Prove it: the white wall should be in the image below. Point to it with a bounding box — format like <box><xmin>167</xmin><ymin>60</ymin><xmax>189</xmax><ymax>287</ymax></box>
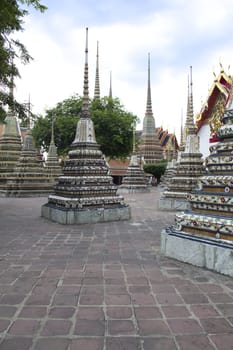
<box><xmin>197</xmin><ymin>124</ymin><xmax>210</xmax><ymax>158</ymax></box>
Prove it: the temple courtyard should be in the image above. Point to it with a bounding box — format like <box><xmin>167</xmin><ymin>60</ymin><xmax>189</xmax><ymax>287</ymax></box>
<box><xmin>0</xmin><ymin>187</ymin><xmax>232</xmax><ymax>350</ymax></box>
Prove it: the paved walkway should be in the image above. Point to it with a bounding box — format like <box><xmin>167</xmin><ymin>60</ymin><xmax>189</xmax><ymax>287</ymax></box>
<box><xmin>0</xmin><ymin>188</ymin><xmax>233</xmax><ymax>350</ymax></box>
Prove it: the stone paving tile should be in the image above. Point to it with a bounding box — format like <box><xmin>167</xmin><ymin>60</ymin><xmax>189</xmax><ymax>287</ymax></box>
<box><xmin>0</xmin><ymin>337</ymin><xmax>33</xmax><ymax>350</ymax></box>
<box><xmin>199</xmin><ymin>317</ymin><xmax>233</xmax><ymax>333</ymax></box>
<box><xmin>74</xmin><ymin>319</ymin><xmax>105</xmax><ymax>336</ymax></box>
<box><xmin>134</xmin><ymin>306</ymin><xmax>162</xmax><ymax>319</ymax></box>
<box><xmin>18</xmin><ymin>306</ymin><xmax>48</xmax><ymax>318</ymax></box>
<box><xmin>106</xmin><ymin>306</ymin><xmax>132</xmax><ymax>319</ymax></box>
<box><xmin>137</xmin><ymin>319</ymin><xmax>171</xmax><ymax>336</ymax></box>
<box><xmin>40</xmin><ymin>319</ymin><xmax>72</xmax><ymax>336</ymax></box>
<box><xmin>207</xmin><ymin>292</ymin><xmax>233</xmax><ymax>303</ymax></box>
<box><xmin>216</xmin><ymin>303</ymin><xmax>233</xmax><ymax>316</ymax></box>
<box><xmin>210</xmin><ymin>333</ymin><xmax>233</xmax><ymax>350</ymax></box>
<box><xmin>143</xmin><ymin>337</ymin><xmax>177</xmax><ymax>350</ymax></box>
<box><xmin>161</xmin><ymin>305</ymin><xmax>191</xmax><ymax>318</ymax></box>
<box><xmin>175</xmin><ymin>334</ymin><xmax>215</xmax><ymax>350</ymax></box>
<box><xmin>34</xmin><ymin>338</ymin><xmax>70</xmax><ymax>350</ymax></box>
<box><xmin>190</xmin><ymin>304</ymin><xmax>221</xmax><ymax>318</ymax></box>
<box><xmin>0</xmin><ymin>305</ymin><xmax>17</xmax><ymax>317</ymax></box>
<box><xmin>106</xmin><ymin>337</ymin><xmax>141</xmax><ymax>350</ymax></box>
<box><xmin>155</xmin><ymin>292</ymin><xmax>184</xmax><ymax>305</ymax></box>
<box><xmin>1</xmin><ymin>189</ymin><xmax>233</xmax><ymax>349</ymax></box>
<box><xmin>76</xmin><ymin>306</ymin><xmax>105</xmax><ymax>320</ymax></box>
<box><xmin>48</xmin><ymin>306</ymin><xmax>75</xmax><ymax>318</ymax></box>
<box><xmin>0</xmin><ymin>319</ymin><xmax>11</xmax><ymax>332</ymax></box>
<box><xmin>8</xmin><ymin>319</ymin><xmax>40</xmax><ymax>335</ymax></box>
<box><xmin>70</xmin><ymin>338</ymin><xmax>104</xmax><ymax>350</ymax></box>
<box><xmin>167</xmin><ymin>318</ymin><xmax>204</xmax><ymax>335</ymax></box>
<box><xmin>107</xmin><ymin>319</ymin><xmax>137</xmax><ymax>335</ymax></box>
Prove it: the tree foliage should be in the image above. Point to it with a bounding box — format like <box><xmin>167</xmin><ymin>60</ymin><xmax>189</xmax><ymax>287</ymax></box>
<box><xmin>0</xmin><ymin>0</ymin><xmax>47</xmax><ymax>122</ymax></box>
<box><xmin>143</xmin><ymin>160</ymin><xmax>167</xmax><ymax>184</ymax></box>
<box><xmin>32</xmin><ymin>95</ymin><xmax>82</xmax><ymax>156</ymax></box>
<box><xmin>91</xmin><ymin>97</ymin><xmax>138</xmax><ymax>159</ymax></box>
<box><xmin>32</xmin><ymin>95</ymin><xmax>138</xmax><ymax>159</ymax></box>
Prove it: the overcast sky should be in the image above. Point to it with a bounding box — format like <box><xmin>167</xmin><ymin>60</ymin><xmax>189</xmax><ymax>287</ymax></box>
<box><xmin>14</xmin><ymin>0</ymin><xmax>233</xmax><ymax>139</ymax></box>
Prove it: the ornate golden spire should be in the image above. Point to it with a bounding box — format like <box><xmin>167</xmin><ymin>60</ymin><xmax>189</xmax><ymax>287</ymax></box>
<box><xmin>94</xmin><ymin>41</ymin><xmax>100</xmax><ymax>99</ymax></box>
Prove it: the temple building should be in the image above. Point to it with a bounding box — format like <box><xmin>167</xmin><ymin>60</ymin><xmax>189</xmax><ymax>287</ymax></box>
<box><xmin>196</xmin><ymin>66</ymin><xmax>232</xmax><ymax>157</ymax></box>
<box><xmin>159</xmin><ymin>67</ymin><xmax>205</xmax><ymax>210</ymax></box>
<box><xmin>138</xmin><ymin>53</ymin><xmax>164</xmax><ymax>163</ymax></box>
<box><xmin>161</xmin><ymin>90</ymin><xmax>233</xmax><ymax>277</ymax></box>
<box><xmin>0</xmin><ymin>128</ymin><xmax>53</xmax><ymax>197</ymax></box>
<box><xmin>45</xmin><ymin>118</ymin><xmax>62</xmax><ymax>181</ymax></box>
<box><xmin>41</xmin><ymin>28</ymin><xmax>130</xmax><ymax>225</ymax></box>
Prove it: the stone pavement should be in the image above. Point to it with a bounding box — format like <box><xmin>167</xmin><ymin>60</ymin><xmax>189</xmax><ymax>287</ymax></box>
<box><xmin>0</xmin><ymin>187</ymin><xmax>233</xmax><ymax>350</ymax></box>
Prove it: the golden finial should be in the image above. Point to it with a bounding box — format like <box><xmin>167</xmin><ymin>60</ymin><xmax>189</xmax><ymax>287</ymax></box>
<box><xmin>219</xmin><ymin>57</ymin><xmax>224</xmax><ymax>73</ymax></box>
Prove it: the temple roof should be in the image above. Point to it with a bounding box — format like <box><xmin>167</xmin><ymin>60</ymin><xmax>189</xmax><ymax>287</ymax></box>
<box><xmin>196</xmin><ymin>69</ymin><xmax>232</xmax><ymax>132</ymax></box>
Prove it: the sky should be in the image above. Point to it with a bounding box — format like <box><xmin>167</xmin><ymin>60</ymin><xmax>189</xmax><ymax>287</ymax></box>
<box><xmin>14</xmin><ymin>0</ymin><xmax>233</xmax><ymax>140</ymax></box>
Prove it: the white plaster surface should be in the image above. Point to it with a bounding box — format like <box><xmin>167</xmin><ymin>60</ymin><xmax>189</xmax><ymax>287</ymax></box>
<box><xmin>41</xmin><ymin>204</ymin><xmax>131</xmax><ymax>225</ymax></box>
<box><xmin>158</xmin><ymin>198</ymin><xmax>190</xmax><ymax>211</ymax></box>
<box><xmin>161</xmin><ymin>229</ymin><xmax>233</xmax><ymax>277</ymax></box>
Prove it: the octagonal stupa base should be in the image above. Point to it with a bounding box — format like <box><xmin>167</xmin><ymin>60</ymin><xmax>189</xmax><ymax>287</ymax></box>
<box><xmin>117</xmin><ymin>186</ymin><xmax>150</xmax><ymax>194</ymax></box>
<box><xmin>158</xmin><ymin>197</ymin><xmax>191</xmax><ymax>211</ymax></box>
<box><xmin>161</xmin><ymin>228</ymin><xmax>233</xmax><ymax>278</ymax></box>
<box><xmin>41</xmin><ymin>203</ymin><xmax>131</xmax><ymax>225</ymax></box>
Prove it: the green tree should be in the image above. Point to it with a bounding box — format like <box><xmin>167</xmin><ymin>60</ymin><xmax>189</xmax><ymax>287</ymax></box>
<box><xmin>32</xmin><ymin>94</ymin><xmax>82</xmax><ymax>156</ymax></box>
<box><xmin>143</xmin><ymin>160</ymin><xmax>167</xmax><ymax>184</ymax></box>
<box><xmin>91</xmin><ymin>97</ymin><xmax>138</xmax><ymax>159</ymax></box>
<box><xmin>0</xmin><ymin>0</ymin><xmax>47</xmax><ymax>122</ymax></box>
<box><xmin>32</xmin><ymin>95</ymin><xmax>138</xmax><ymax>159</ymax></box>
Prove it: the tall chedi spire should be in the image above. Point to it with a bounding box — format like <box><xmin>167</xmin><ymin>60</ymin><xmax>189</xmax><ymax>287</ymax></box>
<box><xmin>146</xmin><ymin>52</ymin><xmax>152</xmax><ymax>115</ymax></box>
<box><xmin>161</xmin><ymin>81</ymin><xmax>233</xmax><ymax>278</ymax></box>
<box><xmin>41</xmin><ymin>27</ymin><xmax>130</xmax><ymax>225</ymax></box>
<box><xmin>94</xmin><ymin>41</ymin><xmax>100</xmax><ymax>99</ymax></box>
<box><xmin>139</xmin><ymin>53</ymin><xmax>163</xmax><ymax>163</ymax></box>
<box><xmin>2</xmin><ymin>126</ymin><xmax>53</xmax><ymax>197</ymax></box>
<box><xmin>159</xmin><ymin>66</ymin><xmax>205</xmax><ymax>211</ymax></box>
<box><xmin>45</xmin><ymin>117</ymin><xmax>62</xmax><ymax>181</ymax></box>
<box><xmin>119</xmin><ymin>120</ymin><xmax>149</xmax><ymax>194</ymax></box>
<box><xmin>179</xmin><ymin>109</ymin><xmax>185</xmax><ymax>152</ymax></box>
<box><xmin>0</xmin><ymin>73</ymin><xmax>22</xmax><ymax>177</ymax></box>
<box><xmin>109</xmin><ymin>71</ymin><xmax>113</xmax><ymax>98</ymax></box>
<box><xmin>184</xmin><ymin>66</ymin><xmax>197</xmax><ymax>138</ymax></box>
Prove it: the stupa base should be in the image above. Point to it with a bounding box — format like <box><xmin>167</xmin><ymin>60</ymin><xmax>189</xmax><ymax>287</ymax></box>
<box><xmin>41</xmin><ymin>204</ymin><xmax>131</xmax><ymax>225</ymax></box>
<box><xmin>158</xmin><ymin>197</ymin><xmax>190</xmax><ymax>211</ymax></box>
<box><xmin>0</xmin><ymin>190</ymin><xmax>52</xmax><ymax>198</ymax></box>
<box><xmin>117</xmin><ymin>186</ymin><xmax>150</xmax><ymax>194</ymax></box>
<box><xmin>161</xmin><ymin>228</ymin><xmax>233</xmax><ymax>277</ymax></box>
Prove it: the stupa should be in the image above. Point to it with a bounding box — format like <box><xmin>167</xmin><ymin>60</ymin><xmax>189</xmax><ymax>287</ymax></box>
<box><xmin>161</xmin><ymin>91</ymin><xmax>233</xmax><ymax>277</ymax></box>
<box><xmin>138</xmin><ymin>53</ymin><xmax>164</xmax><ymax>163</ymax></box>
<box><xmin>118</xmin><ymin>124</ymin><xmax>149</xmax><ymax>194</ymax></box>
<box><xmin>160</xmin><ymin>152</ymin><xmax>177</xmax><ymax>190</ymax></box>
<box><xmin>0</xmin><ymin>83</ymin><xmax>22</xmax><ymax>174</ymax></box>
<box><xmin>41</xmin><ymin>28</ymin><xmax>131</xmax><ymax>224</ymax></box>
<box><xmin>93</xmin><ymin>41</ymin><xmax>100</xmax><ymax>99</ymax></box>
<box><xmin>159</xmin><ymin>67</ymin><xmax>205</xmax><ymax>210</ymax></box>
<box><xmin>45</xmin><ymin>118</ymin><xmax>62</xmax><ymax>181</ymax></box>
<box><xmin>1</xmin><ymin>127</ymin><xmax>53</xmax><ymax>197</ymax></box>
